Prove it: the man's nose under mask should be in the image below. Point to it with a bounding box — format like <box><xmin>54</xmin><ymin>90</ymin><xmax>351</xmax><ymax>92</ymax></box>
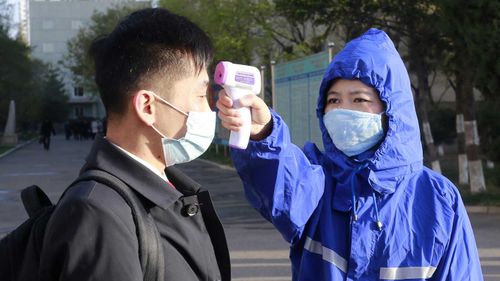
<box><xmin>149</xmin><ymin>92</ymin><xmax>216</xmax><ymax>166</ymax></box>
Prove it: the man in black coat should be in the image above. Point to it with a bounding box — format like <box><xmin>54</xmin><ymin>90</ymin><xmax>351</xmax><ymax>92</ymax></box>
<box><xmin>39</xmin><ymin>8</ymin><xmax>230</xmax><ymax>281</ymax></box>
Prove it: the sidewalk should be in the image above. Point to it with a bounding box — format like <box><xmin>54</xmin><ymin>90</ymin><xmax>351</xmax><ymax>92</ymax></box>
<box><xmin>0</xmin><ymin>136</ymin><xmax>291</xmax><ymax>280</ymax></box>
<box><xmin>1</xmin><ymin>136</ymin><xmax>499</xmax><ymax>280</ymax></box>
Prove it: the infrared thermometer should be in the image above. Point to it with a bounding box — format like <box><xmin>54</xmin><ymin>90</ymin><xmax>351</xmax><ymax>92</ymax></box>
<box><xmin>214</xmin><ymin>61</ymin><xmax>261</xmax><ymax>149</ymax></box>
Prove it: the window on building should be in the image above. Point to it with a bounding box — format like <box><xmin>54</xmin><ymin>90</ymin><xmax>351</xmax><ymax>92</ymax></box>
<box><xmin>42</xmin><ymin>20</ymin><xmax>54</xmax><ymax>29</ymax></box>
<box><xmin>42</xmin><ymin>43</ymin><xmax>54</xmax><ymax>53</ymax></box>
<box><xmin>74</xmin><ymin>87</ymin><xmax>84</xmax><ymax>97</ymax></box>
<box><xmin>71</xmin><ymin>20</ymin><xmax>83</xmax><ymax>30</ymax></box>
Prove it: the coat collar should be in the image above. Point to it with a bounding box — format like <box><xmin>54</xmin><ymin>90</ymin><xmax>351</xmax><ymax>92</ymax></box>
<box><xmin>81</xmin><ymin>137</ymin><xmax>202</xmax><ymax>210</ymax></box>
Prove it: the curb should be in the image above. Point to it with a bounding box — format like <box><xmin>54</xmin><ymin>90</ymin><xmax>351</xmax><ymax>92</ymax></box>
<box><xmin>0</xmin><ymin>138</ymin><xmax>37</xmax><ymax>160</ymax></box>
<box><xmin>466</xmin><ymin>205</ymin><xmax>500</xmax><ymax>214</ymax></box>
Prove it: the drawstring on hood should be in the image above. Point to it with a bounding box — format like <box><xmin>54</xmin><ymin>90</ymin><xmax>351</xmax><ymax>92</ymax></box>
<box><xmin>350</xmin><ymin>163</ymin><xmax>368</xmax><ymax>221</ymax></box>
<box><xmin>371</xmin><ymin>190</ymin><xmax>383</xmax><ymax>230</ymax></box>
<box><xmin>349</xmin><ymin>162</ymin><xmax>383</xmax><ymax>230</ymax></box>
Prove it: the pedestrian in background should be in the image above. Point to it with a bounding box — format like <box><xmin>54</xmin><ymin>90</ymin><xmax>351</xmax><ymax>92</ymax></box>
<box><xmin>39</xmin><ymin>119</ymin><xmax>55</xmax><ymax>150</ymax></box>
<box><xmin>217</xmin><ymin>28</ymin><xmax>483</xmax><ymax>280</ymax></box>
<box><xmin>91</xmin><ymin>119</ymin><xmax>99</xmax><ymax>139</ymax></box>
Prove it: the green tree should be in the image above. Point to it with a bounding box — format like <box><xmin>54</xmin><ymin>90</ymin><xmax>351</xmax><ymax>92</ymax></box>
<box><xmin>0</xmin><ymin>2</ymin><xmax>41</xmax><ymax>132</ymax></box>
<box><xmin>464</xmin><ymin>1</ymin><xmax>500</xmax><ymax>101</ymax></box>
<box><xmin>253</xmin><ymin>0</ymin><xmax>339</xmax><ymax>60</ymax></box>
<box><xmin>435</xmin><ymin>0</ymin><xmax>492</xmax><ymax>192</ymax></box>
<box><xmin>161</xmin><ymin>0</ymin><xmax>276</xmax><ymax>104</ymax></box>
<box><xmin>63</xmin><ymin>3</ymin><xmax>149</xmax><ymax>95</ymax></box>
<box><xmin>161</xmin><ymin>0</ymin><xmax>267</xmax><ymax>65</ymax></box>
<box><xmin>39</xmin><ymin>67</ymin><xmax>69</xmax><ymax>122</ymax></box>
<box><xmin>375</xmin><ymin>1</ymin><xmax>446</xmax><ymax>173</ymax></box>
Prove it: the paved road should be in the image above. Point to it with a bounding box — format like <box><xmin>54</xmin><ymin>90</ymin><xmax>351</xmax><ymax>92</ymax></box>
<box><xmin>1</xmin><ymin>136</ymin><xmax>499</xmax><ymax>280</ymax></box>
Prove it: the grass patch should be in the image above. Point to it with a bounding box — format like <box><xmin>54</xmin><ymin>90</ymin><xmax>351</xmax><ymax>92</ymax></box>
<box><xmin>434</xmin><ymin>151</ymin><xmax>500</xmax><ymax>205</ymax></box>
<box><xmin>460</xmin><ymin>191</ymin><xmax>500</xmax><ymax>206</ymax></box>
<box><xmin>458</xmin><ymin>162</ymin><xmax>500</xmax><ymax>206</ymax></box>
<box><xmin>18</xmin><ymin>131</ymin><xmax>38</xmax><ymax>141</ymax></box>
<box><xmin>200</xmin><ymin>144</ymin><xmax>233</xmax><ymax>167</ymax></box>
<box><xmin>0</xmin><ymin>145</ymin><xmax>14</xmax><ymax>155</ymax></box>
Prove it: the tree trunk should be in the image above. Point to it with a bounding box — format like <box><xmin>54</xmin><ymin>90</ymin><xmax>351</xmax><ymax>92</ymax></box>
<box><xmin>456</xmin><ymin>67</ymin><xmax>486</xmax><ymax>193</ymax></box>
<box><xmin>455</xmin><ymin>80</ymin><xmax>469</xmax><ymax>186</ymax></box>
<box><xmin>410</xmin><ymin>40</ymin><xmax>441</xmax><ymax>173</ymax></box>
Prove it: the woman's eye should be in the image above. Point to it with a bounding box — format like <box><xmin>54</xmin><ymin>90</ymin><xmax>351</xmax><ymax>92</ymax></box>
<box><xmin>327</xmin><ymin>98</ymin><xmax>339</xmax><ymax>104</ymax></box>
<box><xmin>354</xmin><ymin>98</ymin><xmax>369</xmax><ymax>103</ymax></box>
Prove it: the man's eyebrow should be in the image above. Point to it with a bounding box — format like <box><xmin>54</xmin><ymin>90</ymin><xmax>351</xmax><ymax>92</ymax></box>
<box><xmin>200</xmin><ymin>80</ymin><xmax>210</xmax><ymax>89</ymax></box>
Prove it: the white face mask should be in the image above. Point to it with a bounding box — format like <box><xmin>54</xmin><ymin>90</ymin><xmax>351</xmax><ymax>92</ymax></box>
<box><xmin>323</xmin><ymin>108</ymin><xmax>385</xmax><ymax>157</ymax></box>
<box><xmin>149</xmin><ymin>92</ymin><xmax>215</xmax><ymax>166</ymax></box>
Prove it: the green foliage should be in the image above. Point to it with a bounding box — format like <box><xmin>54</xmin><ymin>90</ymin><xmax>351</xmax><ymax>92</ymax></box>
<box><xmin>0</xmin><ymin>0</ymin><xmax>70</xmax><ymax>133</ymax></box>
<box><xmin>0</xmin><ymin>23</ymin><xmax>41</xmax><ymax>131</ymax></box>
<box><xmin>63</xmin><ymin>3</ymin><xmax>149</xmax><ymax>95</ymax></box>
<box><xmin>476</xmin><ymin>101</ymin><xmax>500</xmax><ymax>162</ymax></box>
<box><xmin>58</xmin><ymin>0</ymin><xmax>499</xmax><ymax>166</ymax></box>
<box><xmin>161</xmin><ymin>0</ymin><xmax>265</xmax><ymax>66</ymax></box>
<box><xmin>39</xmin><ymin>68</ymin><xmax>69</xmax><ymax>122</ymax></box>
<box><xmin>460</xmin><ymin>162</ymin><xmax>500</xmax><ymax>205</ymax></box>
<box><xmin>264</xmin><ymin>0</ymin><xmax>338</xmax><ymax>58</ymax></box>
<box><xmin>0</xmin><ymin>145</ymin><xmax>14</xmax><ymax>155</ymax></box>
<box><xmin>467</xmin><ymin>1</ymin><xmax>500</xmax><ymax>101</ymax></box>
<box><xmin>0</xmin><ymin>0</ymin><xmax>11</xmax><ymax>34</ymax></box>
<box><xmin>428</xmin><ymin>106</ymin><xmax>456</xmax><ymax>145</ymax></box>
<box><xmin>435</xmin><ymin>0</ymin><xmax>498</xmax><ymax>87</ymax></box>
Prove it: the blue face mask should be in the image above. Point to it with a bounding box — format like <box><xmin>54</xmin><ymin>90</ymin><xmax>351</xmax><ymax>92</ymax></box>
<box><xmin>149</xmin><ymin>92</ymin><xmax>215</xmax><ymax>167</ymax></box>
<box><xmin>323</xmin><ymin>108</ymin><xmax>385</xmax><ymax>157</ymax></box>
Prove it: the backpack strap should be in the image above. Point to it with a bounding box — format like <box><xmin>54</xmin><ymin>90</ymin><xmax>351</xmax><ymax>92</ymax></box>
<box><xmin>21</xmin><ymin>185</ymin><xmax>53</xmax><ymax>218</ymax></box>
<box><xmin>71</xmin><ymin>169</ymin><xmax>165</xmax><ymax>281</ymax></box>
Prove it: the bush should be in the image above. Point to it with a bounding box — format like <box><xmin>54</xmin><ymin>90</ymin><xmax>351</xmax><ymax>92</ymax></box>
<box><xmin>428</xmin><ymin>106</ymin><xmax>456</xmax><ymax>145</ymax></box>
<box><xmin>476</xmin><ymin>101</ymin><xmax>500</xmax><ymax>162</ymax></box>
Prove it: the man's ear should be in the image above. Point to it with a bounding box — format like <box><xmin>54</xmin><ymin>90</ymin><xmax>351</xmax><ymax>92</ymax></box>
<box><xmin>133</xmin><ymin>90</ymin><xmax>156</xmax><ymax>126</ymax></box>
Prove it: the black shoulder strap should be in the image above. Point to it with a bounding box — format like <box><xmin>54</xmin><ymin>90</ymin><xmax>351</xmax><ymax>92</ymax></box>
<box><xmin>21</xmin><ymin>185</ymin><xmax>53</xmax><ymax>218</ymax></box>
<box><xmin>71</xmin><ymin>169</ymin><xmax>165</xmax><ymax>281</ymax></box>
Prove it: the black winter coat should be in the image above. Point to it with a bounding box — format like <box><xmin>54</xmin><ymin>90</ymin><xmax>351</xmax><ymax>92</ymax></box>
<box><xmin>39</xmin><ymin>138</ymin><xmax>230</xmax><ymax>281</ymax></box>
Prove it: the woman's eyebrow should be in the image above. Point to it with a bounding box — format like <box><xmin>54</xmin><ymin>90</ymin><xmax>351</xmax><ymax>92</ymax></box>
<box><xmin>349</xmin><ymin>89</ymin><xmax>376</xmax><ymax>96</ymax></box>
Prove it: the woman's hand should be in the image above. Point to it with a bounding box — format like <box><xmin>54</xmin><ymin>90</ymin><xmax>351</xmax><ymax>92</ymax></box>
<box><xmin>216</xmin><ymin>90</ymin><xmax>272</xmax><ymax>141</ymax></box>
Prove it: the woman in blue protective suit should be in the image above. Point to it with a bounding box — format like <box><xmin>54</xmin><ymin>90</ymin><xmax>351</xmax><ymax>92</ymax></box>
<box><xmin>216</xmin><ymin>28</ymin><xmax>483</xmax><ymax>281</ymax></box>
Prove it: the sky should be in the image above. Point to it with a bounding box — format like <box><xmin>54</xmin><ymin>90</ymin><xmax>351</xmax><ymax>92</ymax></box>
<box><xmin>4</xmin><ymin>0</ymin><xmax>20</xmax><ymax>37</ymax></box>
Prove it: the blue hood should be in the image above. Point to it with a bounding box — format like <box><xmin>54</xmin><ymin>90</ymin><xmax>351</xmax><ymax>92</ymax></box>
<box><xmin>315</xmin><ymin>28</ymin><xmax>422</xmax><ymax>198</ymax></box>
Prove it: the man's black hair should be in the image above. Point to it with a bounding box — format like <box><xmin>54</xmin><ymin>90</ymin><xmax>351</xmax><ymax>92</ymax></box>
<box><xmin>89</xmin><ymin>8</ymin><xmax>213</xmax><ymax>116</ymax></box>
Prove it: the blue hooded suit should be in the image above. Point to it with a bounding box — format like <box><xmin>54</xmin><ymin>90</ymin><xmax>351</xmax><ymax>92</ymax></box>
<box><xmin>230</xmin><ymin>28</ymin><xmax>483</xmax><ymax>280</ymax></box>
